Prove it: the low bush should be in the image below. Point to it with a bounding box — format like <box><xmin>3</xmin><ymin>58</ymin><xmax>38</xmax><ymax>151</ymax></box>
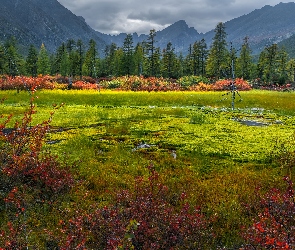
<box><xmin>0</xmin><ymin>96</ymin><xmax>74</xmax><ymax>248</ymax></box>
<box><xmin>212</xmin><ymin>78</ymin><xmax>252</xmax><ymax>91</ymax></box>
<box><xmin>242</xmin><ymin>176</ymin><xmax>295</xmax><ymax>249</ymax></box>
<box><xmin>0</xmin><ymin>75</ymin><xmax>252</xmax><ymax>92</ymax></box>
<box><xmin>60</xmin><ymin>165</ymin><xmax>214</xmax><ymax>249</ymax></box>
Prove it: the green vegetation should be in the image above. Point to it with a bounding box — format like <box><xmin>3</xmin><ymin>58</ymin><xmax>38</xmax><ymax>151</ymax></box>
<box><xmin>1</xmin><ymin>89</ymin><xmax>295</xmax><ymax>248</ymax></box>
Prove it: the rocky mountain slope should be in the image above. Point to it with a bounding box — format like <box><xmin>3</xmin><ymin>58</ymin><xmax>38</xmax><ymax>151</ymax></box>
<box><xmin>1</xmin><ymin>0</ymin><xmax>295</xmax><ymax>57</ymax></box>
<box><xmin>0</xmin><ymin>0</ymin><xmax>106</xmax><ymax>53</ymax></box>
<box><xmin>93</xmin><ymin>2</ymin><xmax>295</xmax><ymax>56</ymax></box>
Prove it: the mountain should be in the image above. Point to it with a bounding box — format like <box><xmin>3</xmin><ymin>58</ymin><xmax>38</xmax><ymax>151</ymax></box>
<box><xmin>213</xmin><ymin>2</ymin><xmax>295</xmax><ymax>54</ymax></box>
<box><xmin>96</xmin><ymin>2</ymin><xmax>295</xmax><ymax>56</ymax></box>
<box><xmin>0</xmin><ymin>0</ymin><xmax>106</xmax><ymax>54</ymax></box>
<box><xmin>153</xmin><ymin>20</ymin><xmax>201</xmax><ymax>53</ymax></box>
<box><xmin>1</xmin><ymin>0</ymin><xmax>295</xmax><ymax>57</ymax></box>
<box><xmin>278</xmin><ymin>34</ymin><xmax>295</xmax><ymax>58</ymax></box>
<box><xmin>96</xmin><ymin>20</ymin><xmax>201</xmax><ymax>54</ymax></box>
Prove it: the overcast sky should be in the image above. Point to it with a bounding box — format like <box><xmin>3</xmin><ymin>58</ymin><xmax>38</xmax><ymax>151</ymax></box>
<box><xmin>57</xmin><ymin>0</ymin><xmax>292</xmax><ymax>35</ymax></box>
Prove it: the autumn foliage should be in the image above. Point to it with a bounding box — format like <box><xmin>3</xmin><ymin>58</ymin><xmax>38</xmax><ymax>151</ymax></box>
<box><xmin>0</xmin><ymin>74</ymin><xmax>253</xmax><ymax>91</ymax></box>
<box><xmin>59</xmin><ymin>165</ymin><xmax>214</xmax><ymax>249</ymax></box>
<box><xmin>242</xmin><ymin>177</ymin><xmax>295</xmax><ymax>249</ymax></box>
<box><xmin>0</xmin><ymin>96</ymin><xmax>74</xmax><ymax>248</ymax></box>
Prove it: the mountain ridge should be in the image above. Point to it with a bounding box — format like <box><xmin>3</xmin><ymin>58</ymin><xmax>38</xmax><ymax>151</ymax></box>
<box><xmin>0</xmin><ymin>0</ymin><xmax>106</xmax><ymax>53</ymax></box>
<box><xmin>1</xmin><ymin>0</ymin><xmax>295</xmax><ymax>57</ymax></box>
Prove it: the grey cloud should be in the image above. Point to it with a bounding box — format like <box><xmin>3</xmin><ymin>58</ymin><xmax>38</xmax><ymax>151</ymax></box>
<box><xmin>128</xmin><ymin>8</ymin><xmax>173</xmax><ymax>24</ymax></box>
<box><xmin>57</xmin><ymin>0</ymin><xmax>291</xmax><ymax>34</ymax></box>
<box><xmin>206</xmin><ymin>0</ymin><xmax>236</xmax><ymax>7</ymax></box>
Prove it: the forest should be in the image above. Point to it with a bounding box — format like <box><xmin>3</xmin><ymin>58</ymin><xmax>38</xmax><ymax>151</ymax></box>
<box><xmin>1</xmin><ymin>22</ymin><xmax>295</xmax><ymax>86</ymax></box>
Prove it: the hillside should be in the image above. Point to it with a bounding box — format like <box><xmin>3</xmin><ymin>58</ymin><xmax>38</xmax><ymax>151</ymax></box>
<box><xmin>0</xmin><ymin>0</ymin><xmax>106</xmax><ymax>54</ymax></box>
<box><xmin>221</xmin><ymin>2</ymin><xmax>295</xmax><ymax>54</ymax></box>
<box><xmin>97</xmin><ymin>2</ymin><xmax>295</xmax><ymax>56</ymax></box>
<box><xmin>1</xmin><ymin>1</ymin><xmax>295</xmax><ymax>57</ymax></box>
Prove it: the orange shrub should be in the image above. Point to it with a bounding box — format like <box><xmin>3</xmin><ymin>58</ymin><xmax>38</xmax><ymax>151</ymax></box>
<box><xmin>212</xmin><ymin>78</ymin><xmax>251</xmax><ymax>91</ymax></box>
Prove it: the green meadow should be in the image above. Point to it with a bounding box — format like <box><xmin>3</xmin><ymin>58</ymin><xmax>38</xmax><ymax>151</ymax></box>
<box><xmin>1</xmin><ymin>89</ymin><xmax>295</xmax><ymax>247</ymax></box>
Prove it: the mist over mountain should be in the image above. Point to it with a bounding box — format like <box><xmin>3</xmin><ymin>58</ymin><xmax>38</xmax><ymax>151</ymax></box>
<box><xmin>1</xmin><ymin>0</ymin><xmax>295</xmax><ymax>57</ymax></box>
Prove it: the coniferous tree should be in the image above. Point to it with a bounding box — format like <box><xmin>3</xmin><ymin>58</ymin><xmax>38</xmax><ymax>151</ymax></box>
<box><xmin>256</xmin><ymin>44</ymin><xmax>289</xmax><ymax>84</ymax></box>
<box><xmin>0</xmin><ymin>44</ymin><xmax>6</xmax><ymax>75</ymax></box>
<box><xmin>161</xmin><ymin>42</ymin><xmax>177</xmax><ymax>78</ymax></box>
<box><xmin>287</xmin><ymin>58</ymin><xmax>295</xmax><ymax>82</ymax></box>
<box><xmin>256</xmin><ymin>49</ymin><xmax>267</xmax><ymax>81</ymax></box>
<box><xmin>258</xmin><ymin>44</ymin><xmax>279</xmax><ymax>83</ymax></box>
<box><xmin>191</xmin><ymin>39</ymin><xmax>208</xmax><ymax>76</ymax></box>
<box><xmin>152</xmin><ymin>47</ymin><xmax>162</xmax><ymax>77</ymax></box>
<box><xmin>61</xmin><ymin>45</ymin><xmax>70</xmax><ymax>77</ymax></box>
<box><xmin>206</xmin><ymin>22</ymin><xmax>229</xmax><ymax>79</ymax></box>
<box><xmin>113</xmin><ymin>48</ymin><xmax>123</xmax><ymax>76</ymax></box>
<box><xmin>265</xmin><ymin>44</ymin><xmax>279</xmax><ymax>83</ymax></box>
<box><xmin>146</xmin><ymin>29</ymin><xmax>157</xmax><ymax>76</ymax></box>
<box><xmin>37</xmin><ymin>43</ymin><xmax>50</xmax><ymax>75</ymax></box>
<box><xmin>25</xmin><ymin>44</ymin><xmax>38</xmax><ymax>76</ymax></box>
<box><xmin>83</xmin><ymin>39</ymin><xmax>99</xmax><ymax>78</ymax></box>
<box><xmin>176</xmin><ymin>53</ymin><xmax>185</xmax><ymax>78</ymax></box>
<box><xmin>66</xmin><ymin>39</ymin><xmax>76</xmax><ymax>77</ymax></box>
<box><xmin>76</xmin><ymin>39</ymin><xmax>85</xmax><ymax>79</ymax></box>
<box><xmin>122</xmin><ymin>34</ymin><xmax>134</xmax><ymax>76</ymax></box>
<box><xmin>228</xmin><ymin>43</ymin><xmax>237</xmax><ymax>79</ymax></box>
<box><xmin>133</xmin><ymin>43</ymin><xmax>145</xmax><ymax>75</ymax></box>
<box><xmin>199</xmin><ymin>38</ymin><xmax>208</xmax><ymax>76</ymax></box>
<box><xmin>184</xmin><ymin>44</ymin><xmax>193</xmax><ymax>75</ymax></box>
<box><xmin>4</xmin><ymin>37</ymin><xmax>24</xmax><ymax>76</ymax></box>
<box><xmin>53</xmin><ymin>43</ymin><xmax>70</xmax><ymax>77</ymax></box>
<box><xmin>277</xmin><ymin>46</ymin><xmax>289</xmax><ymax>85</ymax></box>
<box><xmin>49</xmin><ymin>54</ymin><xmax>56</xmax><ymax>76</ymax></box>
<box><xmin>236</xmin><ymin>37</ymin><xmax>253</xmax><ymax>80</ymax></box>
<box><xmin>102</xmin><ymin>43</ymin><xmax>117</xmax><ymax>76</ymax></box>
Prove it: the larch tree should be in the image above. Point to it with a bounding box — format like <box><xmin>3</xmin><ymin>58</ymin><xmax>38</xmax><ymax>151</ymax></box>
<box><xmin>206</xmin><ymin>22</ymin><xmax>229</xmax><ymax>79</ymax></box>
<box><xmin>83</xmin><ymin>39</ymin><xmax>99</xmax><ymax>78</ymax></box>
<box><xmin>277</xmin><ymin>46</ymin><xmax>289</xmax><ymax>85</ymax></box>
<box><xmin>191</xmin><ymin>39</ymin><xmax>208</xmax><ymax>76</ymax></box>
<box><xmin>133</xmin><ymin>43</ymin><xmax>145</xmax><ymax>76</ymax></box>
<box><xmin>102</xmin><ymin>43</ymin><xmax>117</xmax><ymax>76</ymax></box>
<box><xmin>25</xmin><ymin>45</ymin><xmax>38</xmax><ymax>77</ymax></box>
<box><xmin>161</xmin><ymin>42</ymin><xmax>177</xmax><ymax>78</ymax></box>
<box><xmin>76</xmin><ymin>39</ymin><xmax>85</xmax><ymax>79</ymax></box>
<box><xmin>4</xmin><ymin>37</ymin><xmax>24</xmax><ymax>76</ymax></box>
<box><xmin>37</xmin><ymin>43</ymin><xmax>50</xmax><ymax>76</ymax></box>
<box><xmin>122</xmin><ymin>34</ymin><xmax>134</xmax><ymax>76</ymax></box>
<box><xmin>145</xmin><ymin>29</ymin><xmax>157</xmax><ymax>76</ymax></box>
<box><xmin>236</xmin><ymin>36</ymin><xmax>253</xmax><ymax>80</ymax></box>
<box><xmin>287</xmin><ymin>58</ymin><xmax>295</xmax><ymax>82</ymax></box>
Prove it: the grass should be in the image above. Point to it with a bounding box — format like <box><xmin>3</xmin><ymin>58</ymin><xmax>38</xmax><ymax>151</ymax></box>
<box><xmin>1</xmin><ymin>89</ymin><xmax>295</xmax><ymax>247</ymax></box>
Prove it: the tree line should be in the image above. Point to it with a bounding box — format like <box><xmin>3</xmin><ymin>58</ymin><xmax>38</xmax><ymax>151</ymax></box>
<box><xmin>1</xmin><ymin>22</ymin><xmax>295</xmax><ymax>84</ymax></box>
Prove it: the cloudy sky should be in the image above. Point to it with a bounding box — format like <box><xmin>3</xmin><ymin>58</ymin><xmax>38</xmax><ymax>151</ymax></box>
<box><xmin>57</xmin><ymin>0</ymin><xmax>291</xmax><ymax>35</ymax></box>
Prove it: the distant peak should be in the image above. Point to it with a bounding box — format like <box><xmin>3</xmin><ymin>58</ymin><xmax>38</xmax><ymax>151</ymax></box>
<box><xmin>175</xmin><ymin>20</ymin><xmax>187</xmax><ymax>24</ymax></box>
<box><xmin>174</xmin><ymin>20</ymin><xmax>188</xmax><ymax>27</ymax></box>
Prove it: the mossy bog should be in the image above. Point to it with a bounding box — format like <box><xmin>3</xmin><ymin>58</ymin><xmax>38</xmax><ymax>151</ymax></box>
<box><xmin>1</xmin><ymin>89</ymin><xmax>295</xmax><ymax>247</ymax></box>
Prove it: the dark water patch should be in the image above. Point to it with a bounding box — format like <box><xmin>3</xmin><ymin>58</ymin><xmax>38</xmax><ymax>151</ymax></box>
<box><xmin>46</xmin><ymin>139</ymin><xmax>64</xmax><ymax>145</ymax></box>
<box><xmin>1</xmin><ymin>128</ymin><xmax>15</xmax><ymax>135</ymax></box>
<box><xmin>237</xmin><ymin>119</ymin><xmax>268</xmax><ymax>127</ymax></box>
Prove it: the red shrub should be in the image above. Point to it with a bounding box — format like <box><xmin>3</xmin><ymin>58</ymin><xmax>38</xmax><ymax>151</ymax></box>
<box><xmin>72</xmin><ymin>80</ymin><xmax>99</xmax><ymax>90</ymax></box>
<box><xmin>0</xmin><ymin>98</ymin><xmax>74</xmax><ymax>196</ymax></box>
<box><xmin>60</xmin><ymin>165</ymin><xmax>213</xmax><ymax>249</ymax></box>
<box><xmin>0</xmin><ymin>97</ymin><xmax>74</xmax><ymax>248</ymax></box>
<box><xmin>242</xmin><ymin>177</ymin><xmax>295</xmax><ymax>249</ymax></box>
<box><xmin>212</xmin><ymin>78</ymin><xmax>251</xmax><ymax>91</ymax></box>
<box><xmin>0</xmin><ymin>75</ymin><xmax>54</xmax><ymax>91</ymax></box>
